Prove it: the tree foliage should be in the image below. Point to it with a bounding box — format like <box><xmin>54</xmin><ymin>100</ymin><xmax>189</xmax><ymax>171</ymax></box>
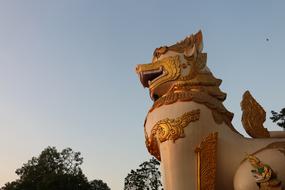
<box><xmin>1</xmin><ymin>147</ymin><xmax>110</xmax><ymax>190</ymax></box>
<box><xmin>270</xmin><ymin>108</ymin><xmax>285</xmax><ymax>129</ymax></box>
<box><xmin>90</xmin><ymin>179</ymin><xmax>110</xmax><ymax>190</ymax></box>
<box><xmin>124</xmin><ymin>157</ymin><xmax>163</xmax><ymax>190</ymax></box>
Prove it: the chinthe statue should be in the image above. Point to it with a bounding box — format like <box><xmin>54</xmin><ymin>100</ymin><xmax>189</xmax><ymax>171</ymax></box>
<box><xmin>136</xmin><ymin>31</ymin><xmax>285</xmax><ymax>190</ymax></box>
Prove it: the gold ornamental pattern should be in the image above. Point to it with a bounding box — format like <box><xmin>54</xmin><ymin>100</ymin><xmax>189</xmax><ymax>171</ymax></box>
<box><xmin>152</xmin><ymin>109</ymin><xmax>200</xmax><ymax>143</ymax></box>
<box><xmin>195</xmin><ymin>132</ymin><xmax>218</xmax><ymax>190</ymax></box>
<box><xmin>145</xmin><ymin>109</ymin><xmax>200</xmax><ymax>160</ymax></box>
<box><xmin>241</xmin><ymin>91</ymin><xmax>270</xmax><ymax>138</ymax></box>
<box><xmin>148</xmin><ymin>86</ymin><xmax>242</xmax><ymax>136</ymax></box>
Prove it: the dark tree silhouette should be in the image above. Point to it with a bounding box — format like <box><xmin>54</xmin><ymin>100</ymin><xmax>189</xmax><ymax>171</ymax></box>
<box><xmin>90</xmin><ymin>179</ymin><xmax>110</xmax><ymax>190</ymax></box>
<box><xmin>1</xmin><ymin>147</ymin><xmax>110</xmax><ymax>190</ymax></box>
<box><xmin>270</xmin><ymin>108</ymin><xmax>285</xmax><ymax>129</ymax></box>
<box><xmin>124</xmin><ymin>157</ymin><xmax>163</xmax><ymax>190</ymax></box>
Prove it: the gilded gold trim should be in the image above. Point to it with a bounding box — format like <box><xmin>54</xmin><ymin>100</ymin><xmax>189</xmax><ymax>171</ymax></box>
<box><xmin>149</xmin><ymin>88</ymin><xmax>242</xmax><ymax>136</ymax></box>
<box><xmin>241</xmin><ymin>91</ymin><xmax>270</xmax><ymax>138</ymax></box>
<box><xmin>145</xmin><ymin>109</ymin><xmax>200</xmax><ymax>160</ymax></box>
<box><xmin>196</xmin><ymin>147</ymin><xmax>201</xmax><ymax>190</ymax></box>
<box><xmin>195</xmin><ymin>132</ymin><xmax>218</xmax><ymax>190</ymax></box>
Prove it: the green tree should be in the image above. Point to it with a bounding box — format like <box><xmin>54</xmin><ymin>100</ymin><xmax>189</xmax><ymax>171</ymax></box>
<box><xmin>270</xmin><ymin>108</ymin><xmax>285</xmax><ymax>129</ymax></box>
<box><xmin>1</xmin><ymin>147</ymin><xmax>110</xmax><ymax>190</ymax></box>
<box><xmin>124</xmin><ymin>157</ymin><xmax>163</xmax><ymax>190</ymax></box>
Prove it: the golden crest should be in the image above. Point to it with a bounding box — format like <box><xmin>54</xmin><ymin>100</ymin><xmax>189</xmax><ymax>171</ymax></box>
<box><xmin>152</xmin><ymin>30</ymin><xmax>203</xmax><ymax>61</ymax></box>
<box><xmin>241</xmin><ymin>91</ymin><xmax>270</xmax><ymax>138</ymax></box>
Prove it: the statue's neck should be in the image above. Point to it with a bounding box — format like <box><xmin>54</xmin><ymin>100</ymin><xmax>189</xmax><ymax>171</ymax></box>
<box><xmin>149</xmin><ymin>88</ymin><xmax>242</xmax><ymax>136</ymax></box>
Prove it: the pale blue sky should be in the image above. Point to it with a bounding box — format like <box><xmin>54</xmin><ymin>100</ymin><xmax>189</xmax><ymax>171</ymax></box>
<box><xmin>0</xmin><ymin>1</ymin><xmax>284</xmax><ymax>189</ymax></box>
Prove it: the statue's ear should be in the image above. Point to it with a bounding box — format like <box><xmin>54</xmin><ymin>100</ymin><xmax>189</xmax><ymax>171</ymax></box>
<box><xmin>195</xmin><ymin>30</ymin><xmax>203</xmax><ymax>53</ymax></box>
<box><xmin>184</xmin><ymin>44</ymin><xmax>197</xmax><ymax>58</ymax></box>
<box><xmin>152</xmin><ymin>46</ymin><xmax>168</xmax><ymax>62</ymax></box>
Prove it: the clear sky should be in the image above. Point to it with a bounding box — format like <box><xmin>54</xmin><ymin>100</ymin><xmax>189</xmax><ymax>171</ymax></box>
<box><xmin>0</xmin><ymin>1</ymin><xmax>285</xmax><ymax>189</ymax></box>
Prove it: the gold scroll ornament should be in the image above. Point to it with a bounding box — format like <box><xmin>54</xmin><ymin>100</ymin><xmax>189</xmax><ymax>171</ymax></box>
<box><xmin>145</xmin><ymin>109</ymin><xmax>200</xmax><ymax>160</ymax></box>
<box><xmin>195</xmin><ymin>132</ymin><xmax>218</xmax><ymax>190</ymax></box>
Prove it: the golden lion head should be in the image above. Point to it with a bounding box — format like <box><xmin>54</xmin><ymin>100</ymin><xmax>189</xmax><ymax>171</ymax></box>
<box><xmin>136</xmin><ymin>31</ymin><xmax>226</xmax><ymax>102</ymax></box>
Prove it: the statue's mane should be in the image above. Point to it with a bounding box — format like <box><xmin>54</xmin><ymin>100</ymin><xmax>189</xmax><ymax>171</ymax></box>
<box><xmin>153</xmin><ymin>30</ymin><xmax>203</xmax><ymax>61</ymax></box>
<box><xmin>149</xmin><ymin>31</ymin><xmax>242</xmax><ymax>135</ymax></box>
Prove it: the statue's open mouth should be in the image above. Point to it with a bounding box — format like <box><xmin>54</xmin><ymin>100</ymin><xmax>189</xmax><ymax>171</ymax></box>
<box><xmin>136</xmin><ymin>55</ymin><xmax>181</xmax><ymax>101</ymax></box>
<box><xmin>139</xmin><ymin>67</ymin><xmax>163</xmax><ymax>88</ymax></box>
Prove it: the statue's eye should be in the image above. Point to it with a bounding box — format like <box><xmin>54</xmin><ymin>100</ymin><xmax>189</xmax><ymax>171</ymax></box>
<box><xmin>153</xmin><ymin>94</ymin><xmax>160</xmax><ymax>101</ymax></box>
<box><xmin>181</xmin><ymin>63</ymin><xmax>187</xmax><ymax>69</ymax></box>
